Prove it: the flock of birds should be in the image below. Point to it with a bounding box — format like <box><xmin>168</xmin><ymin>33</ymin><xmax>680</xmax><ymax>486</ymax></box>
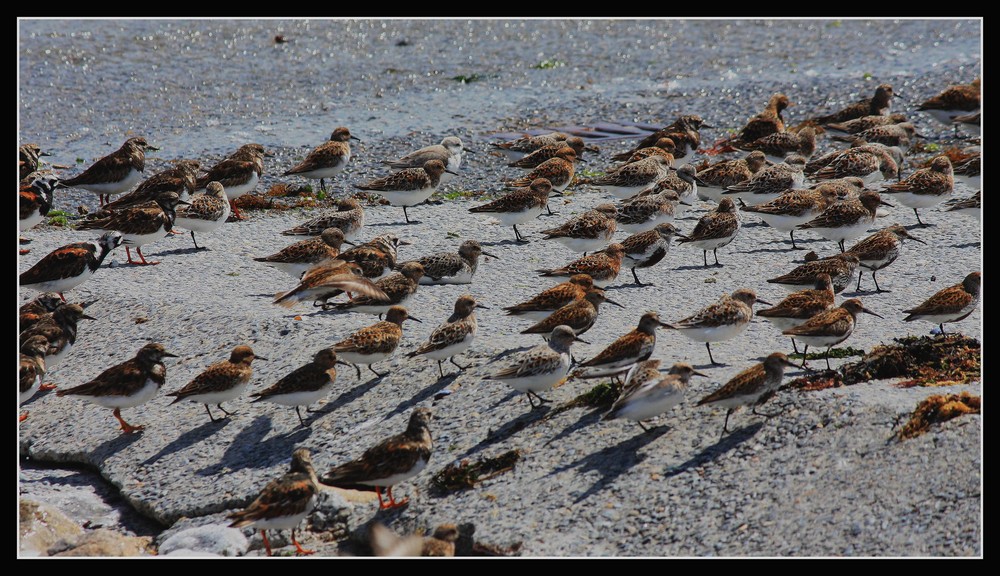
<box><xmin>18</xmin><ymin>77</ymin><xmax>981</xmax><ymax>555</ymax></box>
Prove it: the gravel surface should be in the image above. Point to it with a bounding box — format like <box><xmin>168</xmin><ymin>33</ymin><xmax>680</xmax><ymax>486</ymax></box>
<box><xmin>18</xmin><ymin>19</ymin><xmax>981</xmax><ymax>557</ymax></box>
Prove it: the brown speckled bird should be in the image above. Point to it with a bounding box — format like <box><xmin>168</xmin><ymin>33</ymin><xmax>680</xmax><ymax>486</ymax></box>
<box><xmin>167</xmin><ymin>345</ymin><xmax>265</xmax><ymax>422</ymax></box>
<box><xmin>281</xmin><ymin>197</ymin><xmax>365</xmax><ymax>239</ymax></box>
<box><xmin>58</xmin><ymin>137</ymin><xmax>157</xmax><ymax>205</ymax></box>
<box><xmin>55</xmin><ymin>343</ymin><xmax>176</xmax><ymax>434</ymax></box>
<box><xmin>537</xmin><ymin>243</ymin><xmax>625</xmax><ymax>288</ymax></box>
<box><xmin>671</xmin><ymin>288</ymin><xmax>771</xmax><ymax>366</ymax></box>
<box><xmin>784</xmin><ymin>299</ymin><xmax>882</xmax><ymax>369</ymax></box>
<box><xmin>521</xmin><ymin>287</ymin><xmax>624</xmax><ymax>338</ymax></box>
<box><xmin>332</xmin><ymin>261</ymin><xmax>424</xmax><ymax>315</ymax></box>
<box><xmin>250</xmin><ymin>349</ymin><xmax>348</xmax><ymax>427</ymax></box>
<box><xmin>756</xmin><ymin>273</ymin><xmax>836</xmax><ymax>353</ymax></box>
<box><xmin>254</xmin><ymin>227</ymin><xmax>354</xmax><ymax>278</ymax></box>
<box><xmin>283</xmin><ymin>126</ymin><xmax>360</xmax><ymax>192</ymax></box>
<box><xmin>504</xmin><ymin>274</ymin><xmax>594</xmax><ymax>321</ymax></box>
<box><xmin>846</xmin><ymin>225</ymin><xmax>925</xmax><ymax>292</ymax></box>
<box><xmin>697</xmin><ymin>352</ymin><xmax>800</xmax><ymax>437</ymax></box>
<box><xmin>902</xmin><ymin>272</ymin><xmax>981</xmax><ymax>335</ymax></box>
<box><xmin>228</xmin><ymin>448</ymin><xmax>320</xmax><ymax>556</ymax></box>
<box><xmin>810</xmin><ymin>83</ymin><xmax>898</xmax><ymax>125</ymax></box>
<box><xmin>272</xmin><ymin>260</ymin><xmax>388</xmax><ymax>309</ymax></box>
<box><xmin>321</xmin><ymin>407</ymin><xmax>433</xmax><ymax>509</ymax></box>
<box><xmin>332</xmin><ymin>306</ymin><xmax>421</xmax><ymax>379</ymax></box>
<box><xmin>407</xmin><ymin>295</ymin><xmax>486</xmax><ymax>378</ymax></box>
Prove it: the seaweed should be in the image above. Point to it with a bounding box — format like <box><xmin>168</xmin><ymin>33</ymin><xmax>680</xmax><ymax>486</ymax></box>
<box><xmin>430</xmin><ymin>450</ymin><xmax>522</xmax><ymax>494</ymax></box>
<box><xmin>896</xmin><ymin>392</ymin><xmax>980</xmax><ymax>441</ymax></box>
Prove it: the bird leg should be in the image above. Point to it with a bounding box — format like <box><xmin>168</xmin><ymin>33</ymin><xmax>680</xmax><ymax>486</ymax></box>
<box><xmin>838</xmin><ymin>239</ymin><xmax>846</xmax><ymax>253</ymax></box>
<box><xmin>872</xmin><ymin>271</ymin><xmax>888</xmax><ymax>293</ymax></box>
<box><xmin>637</xmin><ymin>421</ymin><xmax>651</xmax><ymax>432</ymax></box>
<box><xmin>798</xmin><ymin>345</ymin><xmax>810</xmax><ymax>369</ymax></box>
<box><xmin>706</xmin><ymin>342</ymin><xmax>720</xmax><ymax>366</ymax></box>
<box><xmin>19</xmin><ymin>411</ymin><xmax>29</xmax><ymax>422</ymax></box>
<box><xmin>352</xmin><ymin>363</ymin><xmax>362</xmax><ymax>380</ymax></box>
<box><xmin>320</xmin><ymin>178</ymin><xmax>327</xmax><ymax>193</ymax></box>
<box><xmin>261</xmin><ymin>530</ymin><xmax>273</xmax><ymax>556</ymax></box>
<box><xmin>856</xmin><ymin>270</ymin><xmax>864</xmax><ymax>292</ymax></box>
<box><xmin>190</xmin><ymin>231</ymin><xmax>206</xmax><ymax>250</ymax></box>
<box><xmin>513</xmin><ymin>225</ymin><xmax>528</xmax><ymax>243</ymax></box>
<box><xmin>790</xmin><ymin>338</ymin><xmax>800</xmax><ymax>355</ymax></box>
<box><xmin>133</xmin><ymin>246</ymin><xmax>160</xmax><ymax>266</ymax></box>
<box><xmin>295</xmin><ymin>406</ymin><xmax>308</xmax><ymax>427</ymax></box>
<box><xmin>39</xmin><ymin>382</ymin><xmax>58</xmax><ymax>391</ymax></box>
<box><xmin>720</xmin><ymin>408</ymin><xmax>734</xmax><ymax>440</ymax></box>
<box><xmin>437</xmin><ymin>360</ymin><xmax>445</xmax><ymax>379</ymax></box>
<box><xmin>450</xmin><ymin>357</ymin><xmax>470</xmax><ymax>371</ymax></box>
<box><xmin>229</xmin><ymin>201</ymin><xmax>246</xmax><ymax>221</ymax></box>
<box><xmin>790</xmin><ymin>230</ymin><xmax>804</xmax><ymax>250</ymax></box>
<box><xmin>631</xmin><ymin>268</ymin><xmax>647</xmax><ymax>286</ymax></box>
<box><xmin>824</xmin><ymin>347</ymin><xmax>833</xmax><ymax>371</ymax></box>
<box><xmin>369</xmin><ymin>364</ymin><xmax>388</xmax><ymax>379</ymax></box>
<box><xmin>291</xmin><ymin>529</ymin><xmax>315</xmax><ymax>556</ymax></box>
<box><xmin>113</xmin><ymin>408</ymin><xmax>144</xmax><ymax>434</ymax></box>
<box><xmin>713</xmin><ymin>248</ymin><xmax>722</xmax><ymax>266</ymax></box>
<box><xmin>914</xmin><ymin>209</ymin><xmax>928</xmax><ymax>227</ymax></box>
<box><xmin>217</xmin><ymin>403</ymin><xmax>235</xmax><ymax>417</ymax></box>
<box><xmin>385</xmin><ymin>486</ymin><xmax>409</xmax><ymax>508</ymax></box>
<box><xmin>204</xmin><ymin>404</ymin><xmax>219</xmax><ymax>422</ymax></box>
<box><xmin>702</xmin><ymin>250</ymin><xmax>709</xmax><ymax>267</ymax></box>
<box><xmin>527</xmin><ymin>390</ymin><xmax>552</xmax><ymax>407</ymax></box>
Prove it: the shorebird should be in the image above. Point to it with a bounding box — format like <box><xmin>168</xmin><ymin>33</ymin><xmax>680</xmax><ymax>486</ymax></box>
<box><xmin>488</xmin><ymin>325</ymin><xmax>583</xmax><ymax>408</ymax></box>
<box><xmin>537</xmin><ymin>243</ymin><xmax>625</xmax><ymax>288</ymax></box>
<box><xmin>254</xmin><ymin>228</ymin><xmax>354</xmax><ymax>278</ymax></box>
<box><xmin>796</xmin><ymin>190</ymin><xmax>893</xmax><ymax>253</ymax></box>
<box><xmin>173</xmin><ymin>181</ymin><xmax>231</xmax><ymax>250</ymax></box>
<box><xmin>468</xmin><ymin>178</ymin><xmax>556</xmax><ymax>242</ymax></box>
<box><xmin>670</xmin><ymin>288</ymin><xmax>770</xmax><ymax>366</ymax></box>
<box><xmin>620</xmin><ymin>223</ymin><xmax>683</xmax><ymax>286</ymax></box>
<box><xmin>574</xmin><ymin>311</ymin><xmax>673</xmax><ymax>379</ymax></box>
<box><xmin>503</xmin><ymin>274</ymin><xmax>593</xmax><ymax>321</ymax></box>
<box><xmin>355</xmin><ymin>159</ymin><xmax>455</xmax><ymax>224</ymax></box>
<box><xmin>902</xmin><ymin>272</ymin><xmax>981</xmax><ymax>335</ymax></box>
<box><xmin>783</xmin><ymin>299</ymin><xmax>883</xmax><ymax>369</ymax></box>
<box><xmin>167</xmin><ymin>345</ymin><xmax>266</xmax><ymax>422</ymax></box>
<box><xmin>766</xmin><ymin>252</ymin><xmax>861</xmax><ymax>294</ymax></box>
<box><xmin>20</xmin><ymin>232</ymin><xmax>123</xmax><ymax>297</ymax></box>
<box><xmin>809</xmin><ymin>83</ymin><xmax>898</xmax><ymax>125</ymax></box>
<box><xmin>697</xmin><ymin>352</ymin><xmax>800</xmax><ymax>438</ymax></box>
<box><xmin>331</xmin><ymin>306</ymin><xmax>421</xmax><ymax>380</ymax></box>
<box><xmin>677</xmin><ymin>197</ymin><xmax>741</xmax><ymax>267</ymax></box>
<box><xmin>250</xmin><ymin>348</ymin><xmax>349</xmax><ymax>427</ymax></box>
<box><xmin>283</xmin><ymin>126</ymin><xmax>359</xmax><ymax>192</ymax></box>
<box><xmin>603</xmin><ymin>361</ymin><xmax>706</xmax><ymax>432</ymax></box>
<box><xmin>57</xmin><ymin>136</ymin><xmax>157</xmax><ymax>206</ymax></box>
<box><xmin>756</xmin><ymin>273</ymin><xmax>836</xmax><ymax>354</ymax></box>
<box><xmin>75</xmin><ymin>191</ymin><xmax>189</xmax><ymax>265</ymax></box>
<box><xmin>846</xmin><ymin>225</ymin><xmax>926</xmax><ymax>292</ymax></box>
<box><xmin>384</xmin><ymin>136</ymin><xmax>468</xmax><ymax>184</ymax></box>
<box><xmin>406</xmin><ymin>294</ymin><xmax>487</xmax><ymax>378</ymax></box>
<box><xmin>880</xmin><ymin>156</ymin><xmax>954</xmax><ymax>227</ymax></box>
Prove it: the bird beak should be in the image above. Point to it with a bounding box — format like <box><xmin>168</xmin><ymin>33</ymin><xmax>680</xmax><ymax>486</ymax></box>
<box><xmin>464</xmin><ymin>148</ymin><xmax>477</xmax><ymax>155</ymax></box>
<box><xmin>701</xmin><ymin>122</ymin><xmax>716</xmax><ymax>128</ymax></box>
<box><xmin>861</xmin><ymin>307</ymin><xmax>883</xmax><ymax>319</ymax></box>
<box><xmin>145</xmin><ymin>144</ymin><xmax>161</xmax><ymax>152</ymax></box>
<box><xmin>39</xmin><ymin>151</ymin><xmax>52</xmax><ymax>157</ymax></box>
<box><xmin>481</xmin><ymin>250</ymin><xmax>499</xmax><ymax>259</ymax></box>
<box><xmin>693</xmin><ymin>175</ymin><xmax>708</xmax><ymax>187</ymax></box>
<box><xmin>755</xmin><ymin>298</ymin><xmax>773</xmax><ymax>307</ymax></box>
<box><xmin>604</xmin><ymin>297</ymin><xmax>626</xmax><ymax>309</ymax></box>
<box><xmin>81</xmin><ymin>299</ymin><xmax>100</xmax><ymax>309</ymax></box>
<box><xmin>692</xmin><ymin>370</ymin><xmax>709</xmax><ymax>378</ymax></box>
<box><xmin>177</xmin><ymin>199</ymin><xmax>192</xmax><ymax>206</ymax></box>
<box><xmin>673</xmin><ymin>233</ymin><xmax>689</xmax><ymax>241</ymax></box>
<box><xmin>336</xmin><ymin>360</ymin><xmax>352</xmax><ymax>367</ymax></box>
<box><xmin>572</xmin><ymin>335</ymin><xmax>590</xmax><ymax>345</ymax></box>
<box><xmin>163</xmin><ymin>351</ymin><xmax>179</xmax><ymax>358</ymax></box>
<box><xmin>264</xmin><ymin>150</ymin><xmax>276</xmax><ymax>157</ymax></box>
<box><xmin>548</xmin><ymin>189</ymin><xmax>564</xmax><ymax>197</ymax></box>
<box><xmin>254</xmin><ymin>355</ymin><xmax>269</xmax><ymax>361</ymax></box>
<box><xmin>408</xmin><ymin>315</ymin><xmax>423</xmax><ymax>323</ymax></box>
<box><xmin>879</xmin><ymin>199</ymin><xmax>895</xmax><ymax>208</ymax></box>
<box><xmin>658</xmin><ymin>320</ymin><xmax>675</xmax><ymax>329</ymax></box>
<box><xmin>80</xmin><ymin>313</ymin><xmax>98</xmax><ymax>321</ymax></box>
<box><xmin>475</xmin><ymin>303</ymin><xmax>491</xmax><ymax>310</ymax></box>
<box><xmin>343</xmin><ymin>239</ymin><xmax>357</xmax><ymax>247</ymax></box>
<box><xmin>736</xmin><ymin>198</ymin><xmax>749</xmax><ymax>209</ymax></box>
<box><xmin>445</xmin><ymin>169</ymin><xmax>459</xmax><ymax>176</ymax></box>
<box><xmin>577</xmin><ymin>157</ymin><xmax>588</xmax><ymax>164</ymax></box>
<box><xmin>680</xmin><ymin>199</ymin><xmax>693</xmax><ymax>206</ymax></box>
<box><xmin>398</xmin><ymin>239</ymin><xmax>412</xmax><ymax>246</ymax></box>
<box><xmin>906</xmin><ymin>233</ymin><xmax>926</xmax><ymax>245</ymax></box>
<box><xmin>893</xmin><ymin>92</ymin><xmax>903</xmax><ymax>99</ymax></box>
<box><xmin>350</xmin><ymin>135</ymin><xmax>362</xmax><ymax>142</ymax></box>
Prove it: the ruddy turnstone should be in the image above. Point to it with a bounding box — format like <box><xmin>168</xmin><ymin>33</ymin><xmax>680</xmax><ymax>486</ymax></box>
<box><xmin>331</xmin><ymin>261</ymin><xmax>423</xmax><ymax>315</ymax></box>
<box><xmin>721</xmin><ymin>156</ymin><xmax>806</xmax><ymax>204</ymax></box>
<box><xmin>616</xmin><ymin>190</ymin><xmax>682</xmax><ymax>234</ymax></box>
<box><xmin>584</xmin><ymin>155</ymin><xmax>671</xmax><ymax>199</ymax></box>
<box><xmin>824</xmin><ymin>113</ymin><xmax>908</xmax><ymax>136</ymax></box>
<box><xmin>575</xmin><ymin>311</ymin><xmax>672</xmax><ymax>379</ymax></box>
<box><xmin>196</xmin><ymin>143</ymin><xmax>270</xmax><ymax>220</ymax></box>
<box><xmin>796</xmin><ymin>190</ymin><xmax>892</xmax><ymax>252</ymax></box>
<box><xmin>508</xmin><ymin>136</ymin><xmax>586</xmax><ymax>169</ymax></box>
<box><xmin>503</xmin><ymin>273</ymin><xmax>593</xmax><ymax>321</ymax></box>
<box><xmin>332</xmin><ymin>305</ymin><xmax>420</xmax><ymax>379</ymax></box>
<box><xmin>784</xmin><ymin>299</ymin><xmax>882</xmax><ymax>369</ymax></box>
<box><xmin>604</xmin><ymin>361</ymin><xmax>706</xmax><ymax>431</ymax></box>
<box><xmin>400</xmin><ymin>239</ymin><xmax>497</xmax><ymax>285</ymax></box>
<box><xmin>19</xmin><ymin>143</ymin><xmax>49</xmax><ymax>182</ymax></box>
<box><xmin>58</xmin><ymin>136</ymin><xmax>157</xmax><ymax>206</ymax></box>
<box><xmin>421</xmin><ymin>525</ymin><xmax>460</xmax><ymax>557</ymax></box>
<box><xmin>731</xmin><ymin>93</ymin><xmax>792</xmax><ymax>145</ymax></box>
<box><xmin>255</xmin><ymin>227</ymin><xmax>354</xmax><ymax>278</ymax></box>
<box><xmin>810</xmin><ymin>83</ymin><xmax>898</xmax><ymax>125</ymax></box>
<box><xmin>734</xmin><ymin>127</ymin><xmax>816</xmax><ymax>164</ymax></box>
<box><xmin>951</xmin><ymin>154</ymin><xmax>980</xmax><ymax>188</ymax></box>
<box><xmin>76</xmin><ymin>191</ymin><xmax>189</xmax><ymax>265</ymax></box>
<box><xmin>607</xmin><ymin>137</ymin><xmax>675</xmax><ymax>169</ymax></box>
<box><xmin>468</xmin><ymin>178</ymin><xmax>555</xmax><ymax>242</ymax></box>
<box><xmin>488</xmin><ymin>325</ymin><xmax>582</xmax><ymax>407</ymax></box>
<box><xmin>173</xmin><ymin>181</ymin><xmax>230</xmax><ymax>250</ymax></box>
<box><xmin>620</xmin><ymin>223</ymin><xmax>683</xmax><ymax>285</ymax></box>
<box><xmin>19</xmin><ymin>303</ymin><xmax>95</xmax><ymax>372</ymax></box>
<box><xmin>385</xmin><ymin>136</ymin><xmax>467</xmax><ymax>184</ymax></box>
<box><xmin>491</xmin><ymin>131</ymin><xmax>568</xmax><ymax>161</ymax></box>
<box><xmin>356</xmin><ymin>159</ymin><xmax>454</xmax><ymax>224</ymax></box>
<box><xmin>101</xmin><ymin>159</ymin><xmax>200</xmax><ymax>211</ymax></box>
<box><xmin>902</xmin><ymin>272</ymin><xmax>981</xmax><ymax>335</ymax></box>
<box><xmin>671</xmin><ymin>288</ymin><xmax>770</xmax><ymax>366</ymax></box>
<box><xmin>917</xmin><ymin>78</ymin><xmax>980</xmax><ymax>126</ymax></box>
<box><xmin>541</xmin><ymin>204</ymin><xmax>618</xmax><ymax>253</ymax></box>
<box><xmin>810</xmin><ymin>145</ymin><xmax>899</xmax><ymax>185</ymax></box>
<box><xmin>338</xmin><ymin>234</ymin><xmax>409</xmax><ymax>278</ymax></box>
<box><xmin>250</xmin><ymin>348</ymin><xmax>348</xmax><ymax>427</ymax></box>
<box><xmin>643</xmin><ymin>164</ymin><xmax>702</xmax><ymax>214</ymax></box>
<box><xmin>20</xmin><ymin>335</ymin><xmax>49</xmax><ymax>421</ymax></box>
<box><xmin>768</xmin><ymin>252</ymin><xmax>861</xmax><ymax>294</ymax></box>
<box><xmin>20</xmin><ymin>231</ymin><xmax>123</xmax><ymax>297</ymax></box>
<box><xmin>272</xmin><ymin>260</ymin><xmax>387</xmax><ymax>309</ymax></box>
<box><xmin>167</xmin><ymin>345</ymin><xmax>266</xmax><ymax>422</ymax></box>
<box><xmin>407</xmin><ymin>294</ymin><xmax>486</xmax><ymax>378</ymax></box>
<box><xmin>321</xmin><ymin>407</ymin><xmax>433</xmax><ymax>509</ymax></box>
<box><xmin>283</xmin><ymin>127</ymin><xmax>360</xmax><ymax>192</ymax></box>
<box><xmin>677</xmin><ymin>197</ymin><xmax>741</xmax><ymax>267</ymax></box>
<box><xmin>537</xmin><ymin>243</ymin><xmax>625</xmax><ymax>288</ymax></box>
<box><xmin>369</xmin><ymin>523</ymin><xmax>459</xmax><ymax>557</ymax></box>
<box><xmin>944</xmin><ymin>191</ymin><xmax>981</xmax><ymax>221</ymax></box>
<box><xmin>756</xmin><ymin>273</ymin><xmax>836</xmax><ymax>353</ymax></box>
<box><xmin>521</xmin><ymin>287</ymin><xmax>623</xmax><ymax>338</ymax></box>
<box><xmin>696</xmin><ymin>352</ymin><xmax>800</xmax><ymax>437</ymax></box>
<box><xmin>505</xmin><ymin>146</ymin><xmax>579</xmax><ymax>193</ymax></box>
<box><xmin>19</xmin><ymin>292</ymin><xmax>64</xmax><ymax>333</ymax></box>
<box><xmin>55</xmin><ymin>342</ymin><xmax>176</xmax><ymax>434</ymax></box>
<box><xmin>741</xmin><ymin>187</ymin><xmax>840</xmax><ymax>250</ymax></box>
<box><xmin>228</xmin><ymin>448</ymin><xmax>320</xmax><ymax>556</ymax></box>
<box><xmin>614</xmin><ymin>115</ymin><xmax>705</xmax><ymax>164</ymax></box>
<box><xmin>846</xmin><ymin>224</ymin><xmax>925</xmax><ymax>292</ymax></box>
<box><xmin>696</xmin><ymin>151</ymin><xmax>768</xmax><ymax>203</ymax></box>
<box><xmin>952</xmin><ymin>111</ymin><xmax>981</xmax><ymax>137</ymax></box>
<box><xmin>881</xmin><ymin>156</ymin><xmax>954</xmax><ymax>226</ymax></box>
<box><xmin>19</xmin><ymin>174</ymin><xmax>59</xmax><ymax>233</ymax></box>
<box><xmin>281</xmin><ymin>197</ymin><xmax>366</xmax><ymax>240</ymax></box>
<box><xmin>831</xmin><ymin>122</ymin><xmax>919</xmax><ymax>148</ymax></box>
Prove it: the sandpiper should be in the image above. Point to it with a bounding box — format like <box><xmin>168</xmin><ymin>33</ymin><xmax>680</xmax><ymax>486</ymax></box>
<box><xmin>721</xmin><ymin>155</ymin><xmax>806</xmax><ymax>204</ymax></box>
<box><xmin>620</xmin><ymin>223</ymin><xmax>683</xmax><ymax>286</ymax></box>
<box><xmin>740</xmin><ymin>186</ymin><xmax>840</xmax><ymax>250</ymax></box>
<box><xmin>831</xmin><ymin>122</ymin><xmax>919</xmax><ymax>148</ymax></box>
<box><xmin>670</xmin><ymin>288</ymin><xmax>770</xmax><ymax>366</ymax></box>
<box><xmin>902</xmin><ymin>272</ymin><xmax>981</xmax><ymax>335</ymax></box>
<box><xmin>944</xmin><ymin>191</ymin><xmax>981</xmax><ymax>221</ymax></box>
<box><xmin>696</xmin><ymin>151</ymin><xmax>768</xmax><ymax>203</ymax></box>
<box><xmin>824</xmin><ymin>113</ymin><xmax>908</xmax><ymax>136</ymax></box>
<box><xmin>272</xmin><ymin>260</ymin><xmax>387</xmax><ymax>309</ymax></box>
<box><xmin>541</xmin><ymin>204</ymin><xmax>618</xmax><ymax>253</ymax></box>
<box><xmin>331</xmin><ymin>261</ymin><xmax>424</xmax><ymax>316</ymax></box>
<box><xmin>784</xmin><ymin>299</ymin><xmax>882</xmax><ymax>369</ymax></box>
<box><xmin>406</xmin><ymin>294</ymin><xmax>486</xmax><ymax>378</ymax></box>
<box><xmin>537</xmin><ymin>243</ymin><xmax>625</xmax><ymax>288</ymax></box>
<box><xmin>846</xmin><ymin>224</ymin><xmax>926</xmax><ymax>292</ymax></box>
<box><xmin>468</xmin><ymin>178</ymin><xmax>556</xmax><ymax>243</ymax></box>
<box><xmin>797</xmin><ymin>190</ymin><xmax>893</xmax><ymax>252</ymax></box>
<box><xmin>400</xmin><ymin>239</ymin><xmax>497</xmax><ymax>285</ymax></box>
<box><xmin>575</xmin><ymin>311</ymin><xmax>672</xmax><ymax>379</ymax></box>
<box><xmin>338</xmin><ymin>234</ymin><xmax>409</xmax><ymax>278</ymax></box>
<box><xmin>250</xmin><ymin>348</ymin><xmax>348</xmax><ymax>427</ymax></box>
<box><xmin>756</xmin><ymin>273</ymin><xmax>836</xmax><ymax>353</ymax></box>
<box><xmin>521</xmin><ymin>287</ymin><xmax>623</xmax><ymax>338</ymax></box>
<box><xmin>196</xmin><ymin>143</ymin><xmax>269</xmax><ymax>220</ymax></box>
<box><xmin>734</xmin><ymin>126</ymin><xmax>816</xmax><ymax>164</ymax></box>
<box><xmin>491</xmin><ymin>132</ymin><xmax>568</xmax><ymax>161</ymax></box>
<box><xmin>951</xmin><ymin>155</ymin><xmax>980</xmax><ymax>188</ymax></box>
<box><xmin>503</xmin><ymin>274</ymin><xmax>593</xmax><ymax>321</ymax></box>
<box><xmin>917</xmin><ymin>78</ymin><xmax>980</xmax><ymax>126</ymax></box>
<box><xmin>731</xmin><ymin>93</ymin><xmax>792</xmax><ymax>144</ymax></box>
<box><xmin>811</xmin><ymin>145</ymin><xmax>899</xmax><ymax>185</ymax></box>
<box><xmin>508</xmin><ymin>137</ymin><xmax>586</xmax><ymax>169</ymax></box>
<box><xmin>356</xmin><ymin>159</ymin><xmax>455</xmax><ymax>224</ymax></box>
<box><xmin>677</xmin><ymin>197</ymin><xmax>741</xmax><ymax>267</ymax></box>
<box><xmin>644</xmin><ymin>164</ymin><xmax>702</xmax><ymax>214</ymax></box>
<box><xmin>584</xmin><ymin>155</ymin><xmax>671</xmax><ymax>199</ymax></box>
<box><xmin>58</xmin><ymin>136</ymin><xmax>157</xmax><ymax>205</ymax></box>
<box><xmin>488</xmin><ymin>325</ymin><xmax>582</xmax><ymax>408</ymax></box>
<box><xmin>697</xmin><ymin>352</ymin><xmax>800</xmax><ymax>437</ymax></box>
<box><xmin>766</xmin><ymin>252</ymin><xmax>861</xmax><ymax>294</ymax></box>
<box><xmin>616</xmin><ymin>190</ymin><xmax>682</xmax><ymax>234</ymax></box>
<box><xmin>283</xmin><ymin>127</ymin><xmax>359</xmax><ymax>192</ymax></box>
<box><xmin>101</xmin><ymin>159</ymin><xmax>200</xmax><ymax>211</ymax></box>
<box><xmin>173</xmin><ymin>181</ymin><xmax>230</xmax><ymax>250</ymax></box>
<box><xmin>255</xmin><ymin>228</ymin><xmax>354</xmax><ymax>278</ymax></box>
<box><xmin>384</xmin><ymin>136</ymin><xmax>467</xmax><ymax>184</ymax></box>
<box><xmin>75</xmin><ymin>191</ymin><xmax>189</xmax><ymax>265</ymax></box>
<box><xmin>281</xmin><ymin>197</ymin><xmax>366</xmax><ymax>240</ymax></box>
<box><xmin>881</xmin><ymin>156</ymin><xmax>954</xmax><ymax>226</ymax></box>
<box><xmin>608</xmin><ymin>137</ymin><xmax>675</xmax><ymax>169</ymax></box>
<box><xmin>810</xmin><ymin>83</ymin><xmax>898</xmax><ymax>125</ymax></box>
<box><xmin>603</xmin><ymin>361</ymin><xmax>706</xmax><ymax>432</ymax></box>
<box><xmin>167</xmin><ymin>345</ymin><xmax>265</xmax><ymax>422</ymax></box>
<box><xmin>505</xmin><ymin>146</ymin><xmax>579</xmax><ymax>193</ymax></box>
<box><xmin>332</xmin><ymin>305</ymin><xmax>421</xmax><ymax>380</ymax></box>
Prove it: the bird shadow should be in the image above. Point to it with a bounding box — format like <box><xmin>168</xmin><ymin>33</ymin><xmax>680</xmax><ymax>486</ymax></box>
<box><xmin>661</xmin><ymin>422</ymin><xmax>763</xmax><ymax>480</ymax></box>
<box><xmin>92</xmin><ymin>430</ymin><xmax>145</xmax><ymax>460</ymax></box>
<box><xmin>460</xmin><ymin>402</ymin><xmax>552</xmax><ymax>459</ymax></box>
<box><xmin>694</xmin><ymin>361</ymin><xmax>729</xmax><ymax>370</ymax></box>
<box><xmin>155</xmin><ymin>246</ymin><xmax>202</xmax><ymax>257</ymax></box>
<box><xmin>382</xmin><ymin>371</ymin><xmax>458</xmax><ymax>421</ymax></box>
<box><xmin>313</xmin><ymin>377</ymin><xmax>381</xmax><ymax>415</ymax></box>
<box><xmin>370</xmin><ymin>220</ymin><xmax>419</xmax><ymax>227</ymax></box>
<box><xmin>482</xmin><ymin>238</ymin><xmax>527</xmax><ymax>247</ymax></box>
<box><xmin>141</xmin><ymin>418</ymin><xmax>232</xmax><ymax>466</ymax></box>
<box><xmin>950</xmin><ymin>242</ymin><xmax>981</xmax><ymax>249</ymax></box>
<box><xmin>604</xmin><ymin>283</ymin><xmax>648</xmax><ymax>291</ymax></box>
<box><xmin>196</xmin><ymin>414</ymin><xmax>307</xmax><ymax>476</ymax></box>
<box><xmin>674</xmin><ymin>263</ymin><xmax>723</xmax><ymax>271</ymax></box>
<box><xmin>548</xmin><ymin>425</ymin><xmax>671</xmax><ymax>505</ymax></box>
<box><xmin>485</xmin><ymin>346</ymin><xmax>535</xmax><ymax>364</ymax></box>
<box><xmin>740</xmin><ymin>247</ymin><xmax>791</xmax><ymax>255</ymax></box>
<box><xmin>903</xmin><ymin>222</ymin><xmax>933</xmax><ymax>231</ymax></box>
<box><xmin>542</xmin><ymin>406</ymin><xmax>605</xmax><ymax>448</ymax></box>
